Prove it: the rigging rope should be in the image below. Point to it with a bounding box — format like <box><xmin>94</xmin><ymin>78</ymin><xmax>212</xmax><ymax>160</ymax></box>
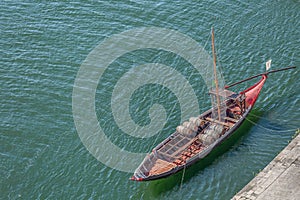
<box><xmin>180</xmin><ymin>165</ymin><xmax>186</xmax><ymax>190</ymax></box>
<box><xmin>150</xmin><ymin>33</ymin><xmax>212</xmax><ymax>147</ymax></box>
<box><xmin>150</xmin><ymin>64</ymin><xmax>196</xmax><ymax>148</ymax></box>
<box><xmin>244</xmin><ymin>116</ymin><xmax>297</xmax><ymax>133</ymax></box>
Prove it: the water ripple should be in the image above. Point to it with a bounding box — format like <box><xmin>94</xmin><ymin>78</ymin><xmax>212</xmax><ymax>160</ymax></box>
<box><xmin>1</xmin><ymin>0</ymin><xmax>299</xmax><ymax>199</ymax></box>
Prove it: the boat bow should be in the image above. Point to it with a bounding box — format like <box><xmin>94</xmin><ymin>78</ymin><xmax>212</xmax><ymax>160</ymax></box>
<box><xmin>242</xmin><ymin>74</ymin><xmax>267</xmax><ymax>107</ymax></box>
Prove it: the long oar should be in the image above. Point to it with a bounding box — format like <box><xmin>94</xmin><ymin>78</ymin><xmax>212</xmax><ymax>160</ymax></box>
<box><xmin>225</xmin><ymin>66</ymin><xmax>296</xmax><ymax>89</ymax></box>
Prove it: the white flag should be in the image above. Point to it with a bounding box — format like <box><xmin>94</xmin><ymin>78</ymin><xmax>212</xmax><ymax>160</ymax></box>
<box><xmin>266</xmin><ymin>59</ymin><xmax>272</xmax><ymax>71</ymax></box>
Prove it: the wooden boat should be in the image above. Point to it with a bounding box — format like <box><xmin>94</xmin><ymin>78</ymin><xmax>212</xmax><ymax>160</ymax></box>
<box><xmin>130</xmin><ymin>29</ymin><xmax>295</xmax><ymax>181</ymax></box>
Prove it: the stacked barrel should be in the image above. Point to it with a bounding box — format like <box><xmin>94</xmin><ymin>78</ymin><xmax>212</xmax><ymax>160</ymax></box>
<box><xmin>198</xmin><ymin>124</ymin><xmax>223</xmax><ymax>146</ymax></box>
<box><xmin>176</xmin><ymin>117</ymin><xmax>202</xmax><ymax>136</ymax></box>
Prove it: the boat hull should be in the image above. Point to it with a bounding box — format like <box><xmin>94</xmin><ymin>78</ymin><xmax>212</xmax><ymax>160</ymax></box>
<box><xmin>133</xmin><ymin>108</ymin><xmax>251</xmax><ymax>181</ymax></box>
<box><xmin>131</xmin><ymin>75</ymin><xmax>267</xmax><ymax>181</ymax></box>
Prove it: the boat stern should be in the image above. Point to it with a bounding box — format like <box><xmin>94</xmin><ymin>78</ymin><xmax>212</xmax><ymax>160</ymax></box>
<box><xmin>130</xmin><ymin>176</ymin><xmax>144</xmax><ymax>181</ymax></box>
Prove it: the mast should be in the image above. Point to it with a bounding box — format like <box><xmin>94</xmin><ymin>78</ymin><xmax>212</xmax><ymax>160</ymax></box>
<box><xmin>211</xmin><ymin>27</ymin><xmax>222</xmax><ymax>121</ymax></box>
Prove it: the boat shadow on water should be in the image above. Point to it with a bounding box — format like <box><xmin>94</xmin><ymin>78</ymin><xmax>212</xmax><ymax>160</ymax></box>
<box><xmin>144</xmin><ymin>110</ymin><xmax>263</xmax><ymax>197</ymax></box>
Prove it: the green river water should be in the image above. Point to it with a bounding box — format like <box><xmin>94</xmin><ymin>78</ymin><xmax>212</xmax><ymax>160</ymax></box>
<box><xmin>1</xmin><ymin>1</ymin><xmax>299</xmax><ymax>199</ymax></box>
